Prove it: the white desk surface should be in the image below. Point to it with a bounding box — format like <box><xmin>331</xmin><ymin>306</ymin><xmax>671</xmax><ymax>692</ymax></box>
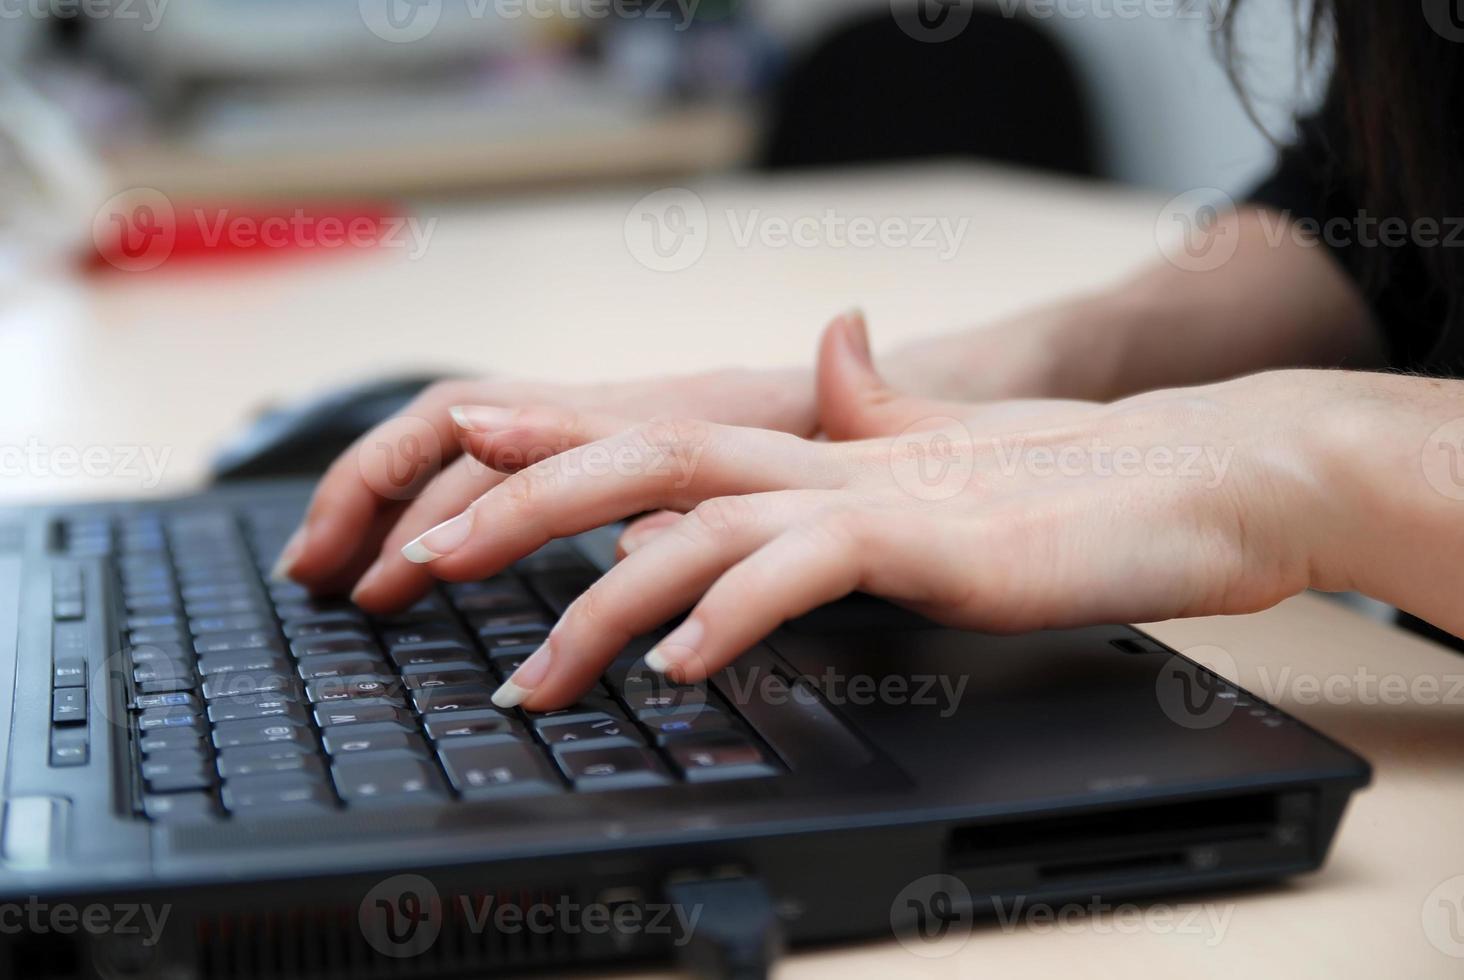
<box><xmin>2</xmin><ymin>164</ymin><xmax>1460</xmax><ymax>977</ymax></box>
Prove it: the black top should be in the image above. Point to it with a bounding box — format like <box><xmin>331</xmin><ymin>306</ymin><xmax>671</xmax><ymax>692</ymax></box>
<box><xmin>1250</xmin><ymin>95</ymin><xmax>1464</xmax><ymax>376</ymax></box>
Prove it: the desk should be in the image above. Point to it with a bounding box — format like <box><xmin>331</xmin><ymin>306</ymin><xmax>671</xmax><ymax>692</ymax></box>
<box><xmin>2</xmin><ymin>164</ymin><xmax>1460</xmax><ymax>977</ymax></box>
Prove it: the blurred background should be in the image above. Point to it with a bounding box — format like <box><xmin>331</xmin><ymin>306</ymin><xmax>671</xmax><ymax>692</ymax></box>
<box><xmin>1</xmin><ymin>0</ymin><xmax>1318</xmax><ymax>279</ymax></box>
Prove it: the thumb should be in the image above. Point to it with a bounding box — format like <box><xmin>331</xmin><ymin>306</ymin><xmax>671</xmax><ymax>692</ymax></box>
<box><xmin>816</xmin><ymin>311</ymin><xmax>967</xmax><ymax>440</ymax></box>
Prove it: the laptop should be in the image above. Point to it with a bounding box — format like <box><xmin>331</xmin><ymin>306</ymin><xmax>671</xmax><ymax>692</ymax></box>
<box><xmin>0</xmin><ymin>477</ymin><xmax>1369</xmax><ymax>978</ymax></box>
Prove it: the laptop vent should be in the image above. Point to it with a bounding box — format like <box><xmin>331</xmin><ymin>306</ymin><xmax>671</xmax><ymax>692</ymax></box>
<box><xmin>195</xmin><ymin>889</ymin><xmax>582</xmax><ymax>980</ymax></box>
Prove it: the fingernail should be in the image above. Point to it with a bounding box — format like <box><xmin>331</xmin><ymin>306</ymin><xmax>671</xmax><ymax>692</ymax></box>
<box><xmin>493</xmin><ymin>641</ymin><xmax>553</xmax><ymax>708</ymax></box>
<box><xmin>644</xmin><ymin>618</ymin><xmax>704</xmax><ymax>674</ymax></box>
<box><xmin>842</xmin><ymin>309</ymin><xmax>872</xmax><ymax>366</ymax></box>
<box><xmin>350</xmin><ymin>559</ymin><xmax>386</xmax><ymax>603</ymax></box>
<box><xmin>450</xmin><ymin>405</ymin><xmax>517</xmax><ymax>432</ymax></box>
<box><xmin>269</xmin><ymin>525</ymin><xmax>308</xmax><ymax>582</ymax></box>
<box><xmin>619</xmin><ymin>525</ymin><xmax>653</xmax><ymax>556</ymax></box>
<box><xmin>401</xmin><ymin>510</ymin><xmax>474</xmax><ymax>563</ymax></box>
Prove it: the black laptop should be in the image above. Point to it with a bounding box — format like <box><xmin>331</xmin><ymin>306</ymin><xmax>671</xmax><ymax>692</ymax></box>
<box><xmin>0</xmin><ymin>478</ymin><xmax>1369</xmax><ymax>978</ymax></box>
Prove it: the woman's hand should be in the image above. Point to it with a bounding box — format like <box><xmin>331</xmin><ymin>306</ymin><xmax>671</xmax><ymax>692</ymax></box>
<box><xmin>273</xmin><ymin>368</ymin><xmax>819</xmax><ymax>608</ymax></box>
<box><xmin>399</xmin><ymin>316</ymin><xmax>1367</xmax><ymax>711</ymax></box>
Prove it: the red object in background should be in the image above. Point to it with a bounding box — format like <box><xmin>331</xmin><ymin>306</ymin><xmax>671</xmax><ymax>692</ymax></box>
<box><xmin>88</xmin><ymin>200</ymin><xmax>409</xmax><ymax>274</ymax></box>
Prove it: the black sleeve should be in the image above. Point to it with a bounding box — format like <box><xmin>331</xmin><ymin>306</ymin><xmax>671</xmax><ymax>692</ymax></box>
<box><xmin>1247</xmin><ymin>106</ymin><xmax>1455</xmax><ymax>373</ymax></box>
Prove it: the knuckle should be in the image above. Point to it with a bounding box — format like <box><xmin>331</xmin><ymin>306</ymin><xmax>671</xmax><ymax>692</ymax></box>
<box><xmin>810</xmin><ymin>506</ymin><xmax>866</xmax><ymax>549</ymax></box>
<box><xmin>633</xmin><ymin>416</ymin><xmax>712</xmax><ymax>474</ymax></box>
<box><xmin>501</xmin><ymin>459</ymin><xmax>559</xmax><ymax>512</ymax></box>
<box><xmin>687</xmin><ymin>496</ymin><xmax>760</xmax><ymax>538</ymax></box>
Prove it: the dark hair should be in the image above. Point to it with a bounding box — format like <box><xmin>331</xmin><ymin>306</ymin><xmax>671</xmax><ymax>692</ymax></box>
<box><xmin>1219</xmin><ymin>1</ymin><xmax>1464</xmax><ymax>293</ymax></box>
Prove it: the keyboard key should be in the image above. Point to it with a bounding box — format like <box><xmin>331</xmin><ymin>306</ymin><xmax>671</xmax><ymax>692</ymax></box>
<box><xmin>535</xmin><ymin>714</ymin><xmax>641</xmax><ymax>748</ymax></box>
<box><xmin>296</xmin><ymin>653</ymin><xmax>389</xmax><ymax>680</ymax></box>
<box><xmin>284</xmin><ymin>622</ymin><xmax>372</xmax><ymax>644</ymax></box>
<box><xmin>411</xmin><ymin>685</ymin><xmax>498</xmax><ymax>714</ymax></box>
<box><xmin>314</xmin><ymin>701</ymin><xmax>415</xmax><ymax>730</ymax></box>
<box><xmin>212</xmin><ymin>718</ymin><xmax>315</xmax><ymax>751</ymax></box>
<box><xmin>388</xmin><ymin>645</ymin><xmax>481</xmax><ymax>671</ymax></box>
<box><xmin>665</xmin><ymin>734</ymin><xmax>779</xmax><ymax>783</ymax></box>
<box><xmin>554</xmin><ymin>745</ymin><xmax>672</xmax><ymax>792</ymax></box>
<box><xmin>197</xmin><ymin>651</ymin><xmax>291</xmax><ymax>677</ymax></box>
<box><xmin>129</xmin><ymin>642</ymin><xmax>193</xmax><ymax>665</ymax></box>
<box><xmin>202</xmin><ymin>671</ymin><xmax>298</xmax><ymax>701</ymax></box>
<box><xmin>402</xmin><ymin>668</ymin><xmax>489</xmax><ymax>691</ymax></box>
<box><xmin>207</xmin><ymin>696</ymin><xmax>309</xmax><ymax>725</ymax></box>
<box><xmin>136</xmin><ymin>706</ymin><xmax>201</xmax><ymax>731</ymax></box>
<box><xmin>223</xmin><ymin>774</ymin><xmax>336</xmax><ymax>815</ymax></box>
<box><xmin>142</xmin><ymin>752</ymin><xmax>215</xmax><ymax>792</ymax></box>
<box><xmin>645</xmin><ymin>709</ymin><xmax>733</xmax><ymax>744</ymax></box>
<box><xmin>381</xmin><ymin>624</ymin><xmax>465</xmax><ymax>649</ymax></box>
<box><xmin>306</xmin><ymin>675</ymin><xmax>403</xmax><ymax>704</ymax></box>
<box><xmin>438</xmin><ymin>741</ymin><xmax>562</xmax><ymax>800</ymax></box>
<box><xmin>52</xmin><ymin>658</ymin><xmax>87</xmax><ymax>689</ymax></box>
<box><xmin>134</xmin><ymin>692</ymin><xmax>198</xmax><ymax>711</ymax></box>
<box><xmin>421</xmin><ymin>709</ymin><xmax>524</xmax><ymax>741</ymax></box>
<box><xmin>471</xmin><ymin>612</ymin><xmax>551</xmax><ymax>638</ymax></box>
<box><xmin>193</xmin><ymin>630</ymin><xmax>282</xmax><ymax>655</ymax></box>
<box><xmin>281</xmin><ymin>612</ymin><xmax>368</xmax><ymax>638</ymax></box>
<box><xmin>291</xmin><ymin>636</ymin><xmax>382</xmax><ymax>659</ymax></box>
<box><xmin>52</xmin><ymin>689</ymin><xmax>88</xmax><ymax>725</ymax></box>
<box><xmin>332</xmin><ymin>758</ymin><xmax>447</xmax><ymax>805</ymax></box>
<box><xmin>190</xmin><ymin>612</ymin><xmax>271</xmax><ymax>635</ymax></box>
<box><xmin>216</xmin><ymin>745</ymin><xmax>320</xmax><ymax>779</ymax></box>
<box><xmin>50</xmin><ymin>729</ymin><xmax>89</xmax><ymax>767</ymax></box>
<box><xmin>130</xmin><ymin>626</ymin><xmax>189</xmax><ymax>645</ymax></box>
<box><xmin>275</xmin><ymin>599</ymin><xmax>357</xmax><ymax>620</ymax></box>
<box><xmin>140</xmin><ymin>729</ymin><xmax>204</xmax><ymax>754</ymax></box>
<box><xmin>524</xmin><ymin>695</ymin><xmax>624</xmax><ymax>725</ymax></box>
<box><xmin>323</xmin><ymin>729</ymin><xmax>428</xmax><ymax>759</ymax></box>
<box><xmin>185</xmin><ymin>597</ymin><xmax>263</xmax><ymax>617</ymax></box>
<box><xmin>144</xmin><ymin>793</ymin><xmax>218</xmax><ymax>822</ymax></box>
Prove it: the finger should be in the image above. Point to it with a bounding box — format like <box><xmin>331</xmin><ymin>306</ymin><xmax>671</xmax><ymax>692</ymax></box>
<box><xmin>278</xmin><ymin>380</ymin><xmax>479</xmax><ymax>587</ymax></box>
<box><xmin>491</xmin><ymin>491</ymin><xmax>835</xmax><ymax>710</ymax></box>
<box><xmin>816</xmin><ymin>312</ymin><xmax>983</xmax><ymax>440</ymax></box>
<box><xmin>641</xmin><ymin>508</ymin><xmax>966</xmax><ymax>684</ymax></box>
<box><xmin>449</xmin><ymin>403</ymin><xmax>633</xmax><ymax>473</ymax></box>
<box><xmin>404</xmin><ymin>413</ymin><xmax>855</xmax><ymax>582</ymax></box>
<box><xmin>617</xmin><ymin>510</ymin><xmax>682</xmax><ymax>559</ymax></box>
<box><xmin>816</xmin><ymin>314</ymin><xmax>1098</xmax><ymax>440</ymax></box>
<box><xmin>347</xmin><ymin>452</ymin><xmax>508</xmax><ymax>611</ymax></box>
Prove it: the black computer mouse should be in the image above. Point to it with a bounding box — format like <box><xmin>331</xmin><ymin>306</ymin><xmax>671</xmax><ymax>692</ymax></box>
<box><xmin>210</xmin><ymin>375</ymin><xmax>450</xmax><ymax>482</ymax></box>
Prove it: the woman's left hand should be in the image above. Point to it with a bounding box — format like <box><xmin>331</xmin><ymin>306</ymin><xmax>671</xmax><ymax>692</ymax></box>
<box><xmin>399</xmin><ymin>314</ymin><xmax>1364</xmax><ymax>711</ymax></box>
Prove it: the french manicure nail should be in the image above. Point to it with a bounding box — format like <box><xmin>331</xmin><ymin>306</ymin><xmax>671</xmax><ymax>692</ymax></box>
<box><xmin>450</xmin><ymin>405</ymin><xmax>517</xmax><ymax>432</ymax></box>
<box><xmin>492</xmin><ymin>641</ymin><xmax>553</xmax><ymax>708</ymax></box>
<box><xmin>401</xmin><ymin>510</ymin><xmax>474</xmax><ymax>564</ymax></box>
<box><xmin>269</xmin><ymin>525</ymin><xmax>308</xmax><ymax>582</ymax></box>
<box><xmin>644</xmin><ymin>618</ymin><xmax>704</xmax><ymax>674</ymax></box>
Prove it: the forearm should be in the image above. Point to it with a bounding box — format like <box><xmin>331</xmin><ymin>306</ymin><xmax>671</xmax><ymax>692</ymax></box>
<box><xmin>885</xmin><ymin>208</ymin><xmax>1387</xmax><ymax>402</ymax></box>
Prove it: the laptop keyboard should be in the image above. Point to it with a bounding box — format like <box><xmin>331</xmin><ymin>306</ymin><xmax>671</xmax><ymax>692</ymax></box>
<box><xmin>69</xmin><ymin>505</ymin><xmax>781</xmax><ymax>822</ymax></box>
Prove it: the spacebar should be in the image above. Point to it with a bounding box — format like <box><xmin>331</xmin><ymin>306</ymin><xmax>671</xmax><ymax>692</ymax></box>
<box><xmin>714</xmin><ymin>645</ymin><xmax>873</xmax><ymax>772</ymax></box>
